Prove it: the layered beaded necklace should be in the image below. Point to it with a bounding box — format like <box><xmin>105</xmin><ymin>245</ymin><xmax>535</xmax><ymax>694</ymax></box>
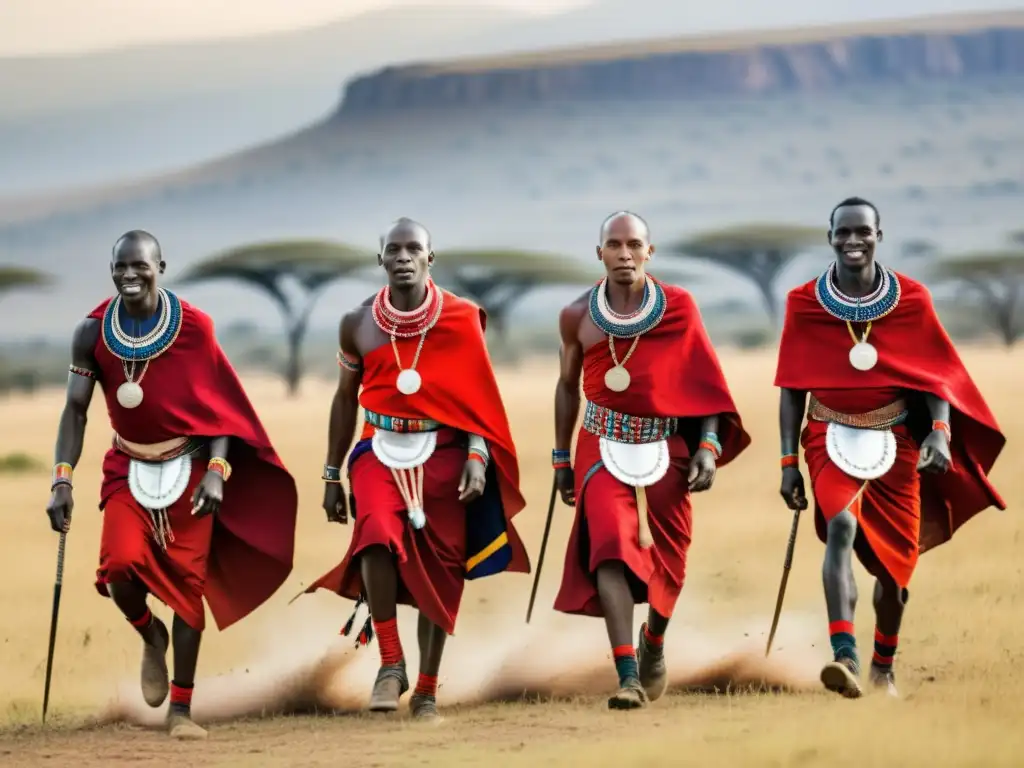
<box><xmin>814</xmin><ymin>262</ymin><xmax>901</xmax><ymax>371</ymax></box>
<box><xmin>588</xmin><ymin>275</ymin><xmax>667</xmax><ymax>392</ymax></box>
<box><xmin>101</xmin><ymin>287</ymin><xmax>183</xmax><ymax>409</ymax></box>
<box><xmin>371</xmin><ymin>279</ymin><xmax>444</xmax><ymax>395</ymax></box>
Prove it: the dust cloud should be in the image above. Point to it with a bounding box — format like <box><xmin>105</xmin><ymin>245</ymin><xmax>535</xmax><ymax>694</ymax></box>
<box><xmin>99</xmin><ymin>599</ymin><xmax>824</xmax><ymax>727</ymax></box>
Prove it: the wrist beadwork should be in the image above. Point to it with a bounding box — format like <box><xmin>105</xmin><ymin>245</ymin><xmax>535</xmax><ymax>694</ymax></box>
<box><xmin>781</xmin><ymin>453</ymin><xmax>799</xmax><ymax>469</ymax></box>
<box><xmin>322</xmin><ymin>464</ymin><xmax>343</xmax><ymax>483</ymax></box>
<box><xmin>52</xmin><ymin>462</ymin><xmax>73</xmax><ymax>489</ymax></box>
<box><xmin>699</xmin><ymin>432</ymin><xmax>722</xmax><ymax>460</ymax></box>
<box><xmin>207</xmin><ymin>457</ymin><xmax>231</xmax><ymax>481</ymax></box>
<box><xmin>552</xmin><ymin>449</ymin><xmax>571</xmax><ymax>470</ymax></box>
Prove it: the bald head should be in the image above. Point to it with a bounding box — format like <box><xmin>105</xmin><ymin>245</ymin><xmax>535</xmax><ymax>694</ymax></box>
<box><xmin>599</xmin><ymin>211</ymin><xmax>650</xmax><ymax>245</ymax></box>
<box><xmin>380</xmin><ymin>217</ymin><xmax>431</xmax><ymax>252</ymax></box>
<box><xmin>112</xmin><ymin>229</ymin><xmax>162</xmax><ymax>263</ymax></box>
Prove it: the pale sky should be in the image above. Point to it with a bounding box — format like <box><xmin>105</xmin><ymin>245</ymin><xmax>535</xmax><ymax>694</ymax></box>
<box><xmin>1</xmin><ymin>0</ymin><xmax>587</xmax><ymax>57</ymax></box>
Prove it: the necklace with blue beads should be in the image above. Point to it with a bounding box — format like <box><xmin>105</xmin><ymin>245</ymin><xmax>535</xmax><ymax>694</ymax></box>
<box><xmin>814</xmin><ymin>263</ymin><xmax>901</xmax><ymax>371</ymax></box>
<box><xmin>101</xmin><ymin>287</ymin><xmax>183</xmax><ymax>408</ymax></box>
<box><xmin>589</xmin><ymin>275</ymin><xmax>667</xmax><ymax>391</ymax></box>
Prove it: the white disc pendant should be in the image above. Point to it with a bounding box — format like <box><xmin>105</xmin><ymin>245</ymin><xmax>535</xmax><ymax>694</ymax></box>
<box><xmin>849</xmin><ymin>342</ymin><xmax>878</xmax><ymax>371</ymax></box>
<box><xmin>604</xmin><ymin>366</ymin><xmax>631</xmax><ymax>392</ymax></box>
<box><xmin>116</xmin><ymin>381</ymin><xmax>144</xmax><ymax>409</ymax></box>
<box><xmin>396</xmin><ymin>369</ymin><xmax>422</xmax><ymax>395</ymax></box>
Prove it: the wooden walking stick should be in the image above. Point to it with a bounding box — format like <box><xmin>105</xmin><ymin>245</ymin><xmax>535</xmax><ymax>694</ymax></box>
<box><xmin>525</xmin><ymin>474</ymin><xmax>558</xmax><ymax>624</ymax></box>
<box><xmin>765</xmin><ymin>507</ymin><xmax>801</xmax><ymax>657</ymax></box>
<box><xmin>42</xmin><ymin>529</ymin><xmax>68</xmax><ymax>723</ymax></box>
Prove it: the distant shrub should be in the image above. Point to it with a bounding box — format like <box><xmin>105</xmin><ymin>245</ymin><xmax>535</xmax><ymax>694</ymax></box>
<box><xmin>0</xmin><ymin>452</ymin><xmax>45</xmax><ymax>474</ymax></box>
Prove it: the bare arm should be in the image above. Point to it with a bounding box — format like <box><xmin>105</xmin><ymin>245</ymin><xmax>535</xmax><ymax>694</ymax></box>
<box><xmin>924</xmin><ymin>393</ymin><xmax>951</xmax><ymax>426</ymax></box>
<box><xmin>326</xmin><ymin>311</ymin><xmax>364</xmax><ymax>469</ymax></box>
<box><xmin>700</xmin><ymin>415</ymin><xmax>720</xmax><ymax>439</ymax></box>
<box><xmin>54</xmin><ymin>319</ymin><xmax>101</xmax><ymax>469</ymax></box>
<box><xmin>779</xmin><ymin>387</ymin><xmax>808</xmax><ymax>457</ymax></box>
<box><xmin>554</xmin><ymin>303</ymin><xmax>585</xmax><ymax>453</ymax></box>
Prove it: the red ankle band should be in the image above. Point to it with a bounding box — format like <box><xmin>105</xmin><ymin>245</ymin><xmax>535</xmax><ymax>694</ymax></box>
<box><xmin>372</xmin><ymin>617</ymin><xmax>404</xmax><ymax>666</ymax></box>
<box><xmin>874</xmin><ymin>628</ymin><xmax>899</xmax><ymax>646</ymax></box>
<box><xmin>828</xmin><ymin>620</ymin><xmax>855</xmax><ymax>636</ymax></box>
<box><xmin>612</xmin><ymin>644</ymin><xmax>635</xmax><ymax>659</ymax></box>
<box><xmin>128</xmin><ymin>608</ymin><xmax>152</xmax><ymax>629</ymax></box>
<box><xmin>170</xmin><ymin>682</ymin><xmax>193</xmax><ymax>706</ymax></box>
<box><xmin>643</xmin><ymin>624</ymin><xmax>664</xmax><ymax>646</ymax></box>
<box><xmin>415</xmin><ymin>673</ymin><xmax>438</xmax><ymax>698</ymax></box>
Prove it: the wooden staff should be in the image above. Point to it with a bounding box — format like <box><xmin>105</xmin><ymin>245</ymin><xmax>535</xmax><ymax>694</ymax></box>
<box><xmin>525</xmin><ymin>475</ymin><xmax>558</xmax><ymax>624</ymax></box>
<box><xmin>42</xmin><ymin>530</ymin><xmax>68</xmax><ymax>723</ymax></box>
<box><xmin>765</xmin><ymin>508</ymin><xmax>802</xmax><ymax>657</ymax></box>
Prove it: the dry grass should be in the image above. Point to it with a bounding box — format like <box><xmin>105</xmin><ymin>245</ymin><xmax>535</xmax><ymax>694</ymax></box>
<box><xmin>0</xmin><ymin>347</ymin><xmax>1020</xmax><ymax>766</ymax></box>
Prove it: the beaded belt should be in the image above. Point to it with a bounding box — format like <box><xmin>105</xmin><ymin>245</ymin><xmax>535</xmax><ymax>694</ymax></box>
<box><xmin>113</xmin><ymin>434</ymin><xmax>204</xmax><ymax>461</ymax></box>
<box><xmin>582</xmin><ymin>401</ymin><xmax>677</xmax><ymax>444</ymax></box>
<box><xmin>807</xmin><ymin>396</ymin><xmax>907</xmax><ymax>430</ymax></box>
<box><xmin>363</xmin><ymin>409</ymin><xmax>440</xmax><ymax>433</ymax></box>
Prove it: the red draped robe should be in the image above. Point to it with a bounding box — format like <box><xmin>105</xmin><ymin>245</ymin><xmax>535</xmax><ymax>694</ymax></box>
<box><xmin>774</xmin><ymin>272</ymin><xmax>1006</xmax><ymax>588</ymax></box>
<box><xmin>303</xmin><ymin>292</ymin><xmax>529</xmax><ymax>635</ymax></box>
<box><xmin>554</xmin><ymin>281</ymin><xmax>751</xmax><ymax>619</ymax></box>
<box><xmin>88</xmin><ymin>297</ymin><xmax>298</xmax><ymax>631</ymax></box>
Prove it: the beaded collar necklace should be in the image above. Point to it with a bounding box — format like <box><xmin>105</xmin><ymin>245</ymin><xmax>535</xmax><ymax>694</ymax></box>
<box><xmin>371</xmin><ymin>280</ymin><xmax>444</xmax><ymax>395</ymax></box>
<box><xmin>588</xmin><ymin>275</ymin><xmax>667</xmax><ymax>392</ymax></box>
<box><xmin>101</xmin><ymin>287</ymin><xmax>183</xmax><ymax>409</ymax></box>
<box><xmin>814</xmin><ymin>263</ymin><xmax>901</xmax><ymax>371</ymax></box>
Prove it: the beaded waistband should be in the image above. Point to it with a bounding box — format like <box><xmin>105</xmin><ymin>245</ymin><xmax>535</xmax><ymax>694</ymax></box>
<box><xmin>113</xmin><ymin>434</ymin><xmax>204</xmax><ymax>461</ymax></box>
<box><xmin>807</xmin><ymin>396</ymin><xmax>907</xmax><ymax>430</ymax></box>
<box><xmin>363</xmin><ymin>409</ymin><xmax>441</xmax><ymax>433</ymax></box>
<box><xmin>582</xmin><ymin>401</ymin><xmax>677</xmax><ymax>444</ymax></box>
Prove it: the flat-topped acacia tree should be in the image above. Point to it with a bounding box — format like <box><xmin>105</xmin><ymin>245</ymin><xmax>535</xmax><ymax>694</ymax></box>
<box><xmin>174</xmin><ymin>240</ymin><xmax>374</xmax><ymax>395</ymax></box>
<box><xmin>932</xmin><ymin>249</ymin><xmax>1024</xmax><ymax>347</ymax></box>
<box><xmin>662</xmin><ymin>224</ymin><xmax>824</xmax><ymax>327</ymax></box>
<box><xmin>0</xmin><ymin>265</ymin><xmax>52</xmax><ymax>301</ymax></box>
<box><xmin>431</xmin><ymin>248</ymin><xmax>601</xmax><ymax>339</ymax></box>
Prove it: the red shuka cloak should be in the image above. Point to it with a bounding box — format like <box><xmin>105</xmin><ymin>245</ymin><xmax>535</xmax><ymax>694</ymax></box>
<box><xmin>774</xmin><ymin>271</ymin><xmax>1006</xmax><ymax>556</ymax></box>
<box><xmin>88</xmin><ymin>296</ymin><xmax>299</xmax><ymax>630</ymax></box>
<box><xmin>554</xmin><ymin>280</ymin><xmax>752</xmax><ymax>617</ymax></box>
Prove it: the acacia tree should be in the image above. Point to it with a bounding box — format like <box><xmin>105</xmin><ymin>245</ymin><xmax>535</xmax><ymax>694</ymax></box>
<box><xmin>662</xmin><ymin>224</ymin><xmax>824</xmax><ymax>326</ymax></box>
<box><xmin>174</xmin><ymin>240</ymin><xmax>374</xmax><ymax>395</ymax></box>
<box><xmin>431</xmin><ymin>249</ymin><xmax>600</xmax><ymax>338</ymax></box>
<box><xmin>0</xmin><ymin>265</ymin><xmax>52</xmax><ymax>300</ymax></box>
<box><xmin>932</xmin><ymin>249</ymin><xmax>1024</xmax><ymax>347</ymax></box>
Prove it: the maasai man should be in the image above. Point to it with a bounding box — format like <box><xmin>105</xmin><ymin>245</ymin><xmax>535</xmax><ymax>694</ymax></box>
<box><xmin>776</xmin><ymin>197</ymin><xmax>1006</xmax><ymax>698</ymax></box>
<box><xmin>44</xmin><ymin>231</ymin><xmax>298</xmax><ymax>739</ymax></box>
<box><xmin>302</xmin><ymin>217</ymin><xmax>530</xmax><ymax>721</ymax></box>
<box><xmin>552</xmin><ymin>211</ymin><xmax>750</xmax><ymax>710</ymax></box>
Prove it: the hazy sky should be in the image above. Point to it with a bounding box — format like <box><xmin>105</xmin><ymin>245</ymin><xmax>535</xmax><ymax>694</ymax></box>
<box><xmin>1</xmin><ymin>0</ymin><xmax>587</xmax><ymax>56</ymax></box>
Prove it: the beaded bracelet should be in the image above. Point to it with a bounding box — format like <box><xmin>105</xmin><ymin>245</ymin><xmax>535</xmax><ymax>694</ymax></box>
<box><xmin>51</xmin><ymin>462</ymin><xmax>73</xmax><ymax>490</ymax></box>
<box><xmin>552</xmin><ymin>449</ymin><xmax>571</xmax><ymax>470</ymax></box>
<box><xmin>698</xmin><ymin>432</ymin><xmax>722</xmax><ymax>460</ymax></box>
<box><xmin>467</xmin><ymin>434</ymin><xmax>489</xmax><ymax>468</ymax></box>
<box><xmin>207</xmin><ymin>457</ymin><xmax>232</xmax><ymax>481</ymax></box>
<box><xmin>932</xmin><ymin>420</ymin><xmax>951</xmax><ymax>441</ymax></box>
<box><xmin>781</xmin><ymin>453</ymin><xmax>799</xmax><ymax>469</ymax></box>
<box><xmin>322</xmin><ymin>464</ymin><xmax>343</xmax><ymax>483</ymax></box>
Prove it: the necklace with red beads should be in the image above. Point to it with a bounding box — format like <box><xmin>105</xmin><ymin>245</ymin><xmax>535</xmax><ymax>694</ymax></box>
<box><xmin>371</xmin><ymin>280</ymin><xmax>444</xmax><ymax>395</ymax></box>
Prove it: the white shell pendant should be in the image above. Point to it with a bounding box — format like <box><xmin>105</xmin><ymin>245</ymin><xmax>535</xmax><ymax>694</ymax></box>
<box><xmin>396</xmin><ymin>369</ymin><xmax>422</xmax><ymax>396</ymax></box>
<box><xmin>604</xmin><ymin>366</ymin><xmax>631</xmax><ymax>392</ymax></box>
<box><xmin>117</xmin><ymin>381</ymin><xmax>144</xmax><ymax>409</ymax></box>
<box><xmin>848</xmin><ymin>342</ymin><xmax>878</xmax><ymax>371</ymax></box>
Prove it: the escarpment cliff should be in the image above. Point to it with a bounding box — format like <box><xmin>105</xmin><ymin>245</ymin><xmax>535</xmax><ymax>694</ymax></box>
<box><xmin>334</xmin><ymin>13</ymin><xmax>1024</xmax><ymax>118</ymax></box>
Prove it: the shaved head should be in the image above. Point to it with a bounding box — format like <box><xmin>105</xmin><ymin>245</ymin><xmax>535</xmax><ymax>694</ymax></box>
<box><xmin>380</xmin><ymin>217</ymin><xmax>431</xmax><ymax>252</ymax></box>
<box><xmin>112</xmin><ymin>229</ymin><xmax>161</xmax><ymax>263</ymax></box>
<box><xmin>600</xmin><ymin>211</ymin><xmax>650</xmax><ymax>245</ymax></box>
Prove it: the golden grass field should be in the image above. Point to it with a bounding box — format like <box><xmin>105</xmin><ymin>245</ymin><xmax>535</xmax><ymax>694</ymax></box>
<box><xmin>0</xmin><ymin>347</ymin><xmax>1021</xmax><ymax>766</ymax></box>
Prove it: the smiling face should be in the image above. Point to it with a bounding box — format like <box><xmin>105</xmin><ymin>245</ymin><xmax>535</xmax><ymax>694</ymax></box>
<box><xmin>828</xmin><ymin>204</ymin><xmax>882</xmax><ymax>270</ymax></box>
<box><xmin>378</xmin><ymin>220</ymin><xmax>433</xmax><ymax>290</ymax></box>
<box><xmin>596</xmin><ymin>213</ymin><xmax>654</xmax><ymax>287</ymax></box>
<box><xmin>110</xmin><ymin>232</ymin><xmax>164</xmax><ymax>308</ymax></box>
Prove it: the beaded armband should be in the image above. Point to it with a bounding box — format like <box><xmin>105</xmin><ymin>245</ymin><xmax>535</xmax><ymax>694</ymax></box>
<box><xmin>552</xmin><ymin>449</ymin><xmax>571</xmax><ymax>470</ymax></box>
<box><xmin>932</xmin><ymin>420</ymin><xmax>951</xmax><ymax>441</ymax></box>
<box><xmin>467</xmin><ymin>434</ymin><xmax>489</xmax><ymax>468</ymax></box>
<box><xmin>207</xmin><ymin>457</ymin><xmax>232</xmax><ymax>481</ymax></box>
<box><xmin>781</xmin><ymin>453</ymin><xmax>799</xmax><ymax>469</ymax></box>
<box><xmin>698</xmin><ymin>432</ymin><xmax>722</xmax><ymax>460</ymax></box>
<box><xmin>323</xmin><ymin>464</ymin><xmax>343</xmax><ymax>483</ymax></box>
<box><xmin>68</xmin><ymin>365</ymin><xmax>97</xmax><ymax>380</ymax></box>
<box><xmin>51</xmin><ymin>462</ymin><xmax>73</xmax><ymax>490</ymax></box>
<box><xmin>336</xmin><ymin>349</ymin><xmax>362</xmax><ymax>373</ymax></box>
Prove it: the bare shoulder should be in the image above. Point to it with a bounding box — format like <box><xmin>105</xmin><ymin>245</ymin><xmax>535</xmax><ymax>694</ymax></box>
<box><xmin>71</xmin><ymin>317</ymin><xmax>101</xmax><ymax>361</ymax></box>
<box><xmin>341</xmin><ymin>300</ymin><xmax>372</xmax><ymax>332</ymax></box>
<box><xmin>559</xmin><ymin>289</ymin><xmax>590</xmax><ymax>326</ymax></box>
